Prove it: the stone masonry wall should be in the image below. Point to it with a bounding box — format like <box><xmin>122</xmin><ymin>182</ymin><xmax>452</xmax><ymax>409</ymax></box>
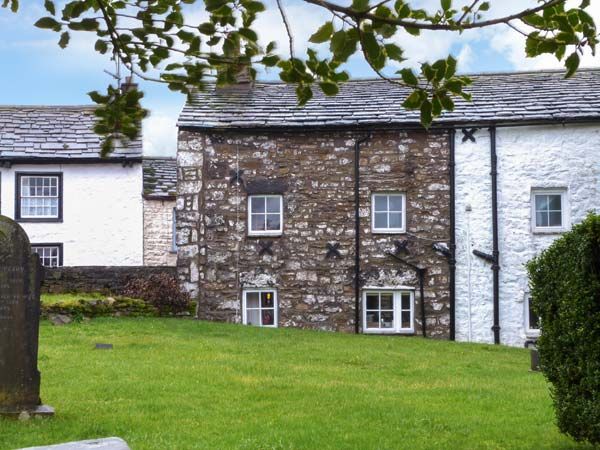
<box><xmin>42</xmin><ymin>266</ymin><xmax>177</xmax><ymax>294</ymax></box>
<box><xmin>177</xmin><ymin>128</ymin><xmax>452</xmax><ymax>337</ymax></box>
<box><xmin>143</xmin><ymin>198</ymin><xmax>177</xmax><ymax>267</ymax></box>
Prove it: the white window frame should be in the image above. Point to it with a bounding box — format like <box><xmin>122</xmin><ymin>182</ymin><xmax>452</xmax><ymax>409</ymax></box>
<box><xmin>363</xmin><ymin>290</ymin><xmax>414</xmax><ymax>334</ymax></box>
<box><xmin>248</xmin><ymin>195</ymin><xmax>283</xmax><ymax>236</ymax></box>
<box><xmin>531</xmin><ymin>188</ymin><xmax>569</xmax><ymax>233</ymax></box>
<box><xmin>31</xmin><ymin>244</ymin><xmax>63</xmax><ymax>267</ymax></box>
<box><xmin>17</xmin><ymin>173</ymin><xmax>62</xmax><ymax>220</ymax></box>
<box><xmin>525</xmin><ymin>297</ymin><xmax>541</xmax><ymax>337</ymax></box>
<box><xmin>371</xmin><ymin>193</ymin><xmax>406</xmax><ymax>234</ymax></box>
<box><xmin>242</xmin><ymin>288</ymin><xmax>278</xmax><ymax>328</ymax></box>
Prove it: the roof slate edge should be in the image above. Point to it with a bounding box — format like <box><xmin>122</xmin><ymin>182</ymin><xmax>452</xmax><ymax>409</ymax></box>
<box><xmin>0</xmin><ymin>156</ymin><xmax>144</xmax><ymax>164</ymax></box>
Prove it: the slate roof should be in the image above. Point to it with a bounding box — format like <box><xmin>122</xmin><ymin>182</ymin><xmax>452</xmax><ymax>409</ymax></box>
<box><xmin>178</xmin><ymin>69</ymin><xmax>600</xmax><ymax>129</ymax></box>
<box><xmin>0</xmin><ymin>106</ymin><xmax>143</xmax><ymax>160</ymax></box>
<box><xmin>143</xmin><ymin>157</ymin><xmax>177</xmax><ymax>199</ymax></box>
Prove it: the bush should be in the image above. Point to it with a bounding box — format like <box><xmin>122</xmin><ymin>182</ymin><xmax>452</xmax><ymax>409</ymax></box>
<box><xmin>124</xmin><ymin>273</ymin><xmax>190</xmax><ymax>315</ymax></box>
<box><xmin>527</xmin><ymin>213</ymin><xmax>600</xmax><ymax>445</ymax></box>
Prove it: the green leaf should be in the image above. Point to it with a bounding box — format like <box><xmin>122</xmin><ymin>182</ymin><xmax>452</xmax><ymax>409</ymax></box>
<box><xmin>319</xmin><ymin>81</ymin><xmax>339</xmax><ymax>96</ymax></box>
<box><xmin>402</xmin><ymin>90</ymin><xmax>424</xmax><ymax>109</ymax></box>
<box><xmin>384</xmin><ymin>43</ymin><xmax>405</xmax><ymax>62</ymax></box>
<box><xmin>58</xmin><ymin>31</ymin><xmax>69</xmax><ymax>48</ymax></box>
<box><xmin>309</xmin><ymin>22</ymin><xmax>334</xmax><ymax>44</ymax></box>
<box><xmin>44</xmin><ymin>0</ymin><xmax>55</xmax><ymax>15</ymax></box>
<box><xmin>95</xmin><ymin>39</ymin><xmax>108</xmax><ymax>54</ymax></box>
<box><xmin>441</xmin><ymin>0</ymin><xmax>451</xmax><ymax>12</ymax></box>
<box><xmin>399</xmin><ymin>68</ymin><xmax>418</xmax><ymax>86</ymax></box>
<box><xmin>420</xmin><ymin>100</ymin><xmax>433</xmax><ymax>128</ymax></box>
<box><xmin>34</xmin><ymin>16</ymin><xmax>61</xmax><ymax>31</ymax></box>
<box><xmin>352</xmin><ymin>0</ymin><xmax>369</xmax><ymax>11</ymax></box>
<box><xmin>361</xmin><ymin>32</ymin><xmax>382</xmax><ymax>68</ymax></box>
<box><xmin>564</xmin><ymin>52</ymin><xmax>580</xmax><ymax>78</ymax></box>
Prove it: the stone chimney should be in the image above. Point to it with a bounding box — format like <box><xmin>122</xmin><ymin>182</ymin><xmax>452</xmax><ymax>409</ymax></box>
<box><xmin>120</xmin><ymin>75</ymin><xmax>138</xmax><ymax>93</ymax></box>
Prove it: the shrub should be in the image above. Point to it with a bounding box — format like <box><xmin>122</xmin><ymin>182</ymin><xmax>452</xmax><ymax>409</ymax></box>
<box><xmin>124</xmin><ymin>273</ymin><xmax>190</xmax><ymax>315</ymax></box>
<box><xmin>527</xmin><ymin>213</ymin><xmax>600</xmax><ymax>445</ymax></box>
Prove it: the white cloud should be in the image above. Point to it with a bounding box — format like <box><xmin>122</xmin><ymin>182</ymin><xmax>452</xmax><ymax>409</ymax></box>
<box><xmin>143</xmin><ymin>113</ymin><xmax>178</xmax><ymax>157</ymax></box>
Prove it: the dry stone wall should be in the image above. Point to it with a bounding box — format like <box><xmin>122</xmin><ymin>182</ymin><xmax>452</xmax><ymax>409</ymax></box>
<box><xmin>177</xmin><ymin>128</ymin><xmax>452</xmax><ymax>337</ymax></box>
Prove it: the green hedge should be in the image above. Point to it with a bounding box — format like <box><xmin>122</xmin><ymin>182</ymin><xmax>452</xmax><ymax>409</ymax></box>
<box><xmin>527</xmin><ymin>213</ymin><xmax>600</xmax><ymax>445</ymax></box>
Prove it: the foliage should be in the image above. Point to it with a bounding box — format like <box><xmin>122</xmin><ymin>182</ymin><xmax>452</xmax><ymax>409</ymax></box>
<box><xmin>527</xmin><ymin>213</ymin><xmax>600</xmax><ymax>445</ymax></box>
<box><xmin>1</xmin><ymin>0</ymin><xmax>597</xmax><ymax>150</ymax></box>
<box><xmin>124</xmin><ymin>273</ymin><xmax>191</xmax><ymax>315</ymax></box>
<box><xmin>0</xmin><ymin>317</ymin><xmax>593</xmax><ymax>449</ymax></box>
<box><xmin>41</xmin><ymin>294</ymin><xmax>158</xmax><ymax>317</ymax></box>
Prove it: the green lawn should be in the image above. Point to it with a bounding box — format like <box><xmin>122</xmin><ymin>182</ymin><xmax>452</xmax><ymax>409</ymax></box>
<box><xmin>40</xmin><ymin>292</ymin><xmax>107</xmax><ymax>305</ymax></box>
<box><xmin>0</xmin><ymin>318</ymin><xmax>591</xmax><ymax>450</ymax></box>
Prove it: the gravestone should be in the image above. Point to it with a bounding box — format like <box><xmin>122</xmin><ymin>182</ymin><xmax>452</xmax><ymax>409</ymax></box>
<box><xmin>0</xmin><ymin>215</ymin><xmax>53</xmax><ymax>417</ymax></box>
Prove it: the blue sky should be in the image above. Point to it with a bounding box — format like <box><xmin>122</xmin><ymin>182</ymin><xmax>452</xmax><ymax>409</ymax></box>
<box><xmin>1</xmin><ymin>1</ymin><xmax>598</xmax><ymax>156</ymax></box>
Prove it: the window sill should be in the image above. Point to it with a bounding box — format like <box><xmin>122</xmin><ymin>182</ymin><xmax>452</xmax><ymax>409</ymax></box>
<box><xmin>532</xmin><ymin>228</ymin><xmax>567</xmax><ymax>235</ymax></box>
<box><xmin>363</xmin><ymin>329</ymin><xmax>414</xmax><ymax>335</ymax></box>
<box><xmin>371</xmin><ymin>229</ymin><xmax>407</xmax><ymax>235</ymax></box>
<box><xmin>17</xmin><ymin>218</ymin><xmax>63</xmax><ymax>223</ymax></box>
<box><xmin>247</xmin><ymin>233</ymin><xmax>283</xmax><ymax>238</ymax></box>
<box><xmin>525</xmin><ymin>330</ymin><xmax>541</xmax><ymax>338</ymax></box>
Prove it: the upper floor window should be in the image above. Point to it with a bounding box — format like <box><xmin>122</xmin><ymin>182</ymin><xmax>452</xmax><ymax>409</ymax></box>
<box><xmin>243</xmin><ymin>289</ymin><xmax>277</xmax><ymax>327</ymax></box>
<box><xmin>32</xmin><ymin>244</ymin><xmax>63</xmax><ymax>267</ymax></box>
<box><xmin>248</xmin><ymin>195</ymin><xmax>283</xmax><ymax>236</ymax></box>
<box><xmin>363</xmin><ymin>290</ymin><xmax>414</xmax><ymax>334</ymax></box>
<box><xmin>16</xmin><ymin>173</ymin><xmax>62</xmax><ymax>222</ymax></box>
<box><xmin>372</xmin><ymin>193</ymin><xmax>406</xmax><ymax>233</ymax></box>
<box><xmin>532</xmin><ymin>188</ymin><xmax>568</xmax><ymax>233</ymax></box>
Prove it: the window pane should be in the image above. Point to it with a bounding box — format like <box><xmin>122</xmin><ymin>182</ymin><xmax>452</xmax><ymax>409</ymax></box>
<box><xmin>529</xmin><ymin>302</ymin><xmax>540</xmax><ymax>330</ymax></box>
<box><xmin>366</xmin><ymin>294</ymin><xmax>379</xmax><ymax>310</ymax></box>
<box><xmin>401</xmin><ymin>293</ymin><xmax>411</xmax><ymax>310</ymax></box>
<box><xmin>266</xmin><ymin>196</ymin><xmax>281</xmax><ymax>213</ymax></box>
<box><xmin>247</xmin><ymin>309</ymin><xmax>261</xmax><ymax>326</ymax></box>
<box><xmin>261</xmin><ymin>309</ymin><xmax>275</xmax><ymax>326</ymax></box>
<box><xmin>535</xmin><ymin>195</ymin><xmax>548</xmax><ymax>211</ymax></box>
<box><xmin>381</xmin><ymin>311</ymin><xmax>394</xmax><ymax>328</ymax></box>
<box><xmin>246</xmin><ymin>292</ymin><xmax>260</xmax><ymax>308</ymax></box>
<box><xmin>389</xmin><ymin>195</ymin><xmax>403</xmax><ymax>211</ymax></box>
<box><xmin>374</xmin><ymin>195</ymin><xmax>387</xmax><ymax>212</ymax></box>
<box><xmin>251</xmin><ymin>214</ymin><xmax>265</xmax><ymax>231</ymax></box>
<box><xmin>548</xmin><ymin>194</ymin><xmax>562</xmax><ymax>211</ymax></box>
<box><xmin>366</xmin><ymin>311</ymin><xmax>379</xmax><ymax>328</ymax></box>
<box><xmin>536</xmin><ymin>211</ymin><xmax>548</xmax><ymax>227</ymax></box>
<box><xmin>401</xmin><ymin>311</ymin><xmax>412</xmax><ymax>329</ymax></box>
<box><xmin>549</xmin><ymin>211</ymin><xmax>562</xmax><ymax>227</ymax></box>
<box><xmin>266</xmin><ymin>214</ymin><xmax>281</xmax><ymax>231</ymax></box>
<box><xmin>380</xmin><ymin>294</ymin><xmax>393</xmax><ymax>310</ymax></box>
<box><xmin>374</xmin><ymin>212</ymin><xmax>388</xmax><ymax>229</ymax></box>
<box><xmin>261</xmin><ymin>291</ymin><xmax>274</xmax><ymax>308</ymax></box>
<box><xmin>389</xmin><ymin>212</ymin><xmax>403</xmax><ymax>229</ymax></box>
<box><xmin>251</xmin><ymin>197</ymin><xmax>265</xmax><ymax>213</ymax></box>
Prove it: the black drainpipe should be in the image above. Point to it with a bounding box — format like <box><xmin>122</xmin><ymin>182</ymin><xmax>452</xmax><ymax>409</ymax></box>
<box><xmin>354</xmin><ymin>133</ymin><xmax>371</xmax><ymax>334</ymax></box>
<box><xmin>490</xmin><ymin>126</ymin><xmax>501</xmax><ymax>345</ymax></box>
<box><xmin>448</xmin><ymin>129</ymin><xmax>457</xmax><ymax>341</ymax></box>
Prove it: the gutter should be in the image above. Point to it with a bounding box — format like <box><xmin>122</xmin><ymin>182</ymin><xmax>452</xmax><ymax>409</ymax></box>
<box><xmin>448</xmin><ymin>129</ymin><xmax>457</xmax><ymax>341</ymax></box>
<box><xmin>0</xmin><ymin>157</ymin><xmax>143</xmax><ymax>167</ymax></box>
<box><xmin>354</xmin><ymin>133</ymin><xmax>371</xmax><ymax>334</ymax></box>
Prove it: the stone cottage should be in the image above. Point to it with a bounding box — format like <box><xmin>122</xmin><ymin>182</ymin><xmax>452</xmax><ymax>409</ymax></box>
<box><xmin>176</xmin><ymin>69</ymin><xmax>600</xmax><ymax>345</ymax></box>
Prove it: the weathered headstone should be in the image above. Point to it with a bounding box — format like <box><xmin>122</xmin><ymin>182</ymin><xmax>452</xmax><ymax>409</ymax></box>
<box><xmin>0</xmin><ymin>215</ymin><xmax>53</xmax><ymax>417</ymax></box>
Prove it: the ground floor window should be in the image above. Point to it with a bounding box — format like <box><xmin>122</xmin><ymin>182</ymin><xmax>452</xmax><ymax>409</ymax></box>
<box><xmin>243</xmin><ymin>289</ymin><xmax>277</xmax><ymax>327</ymax></box>
<box><xmin>363</xmin><ymin>290</ymin><xmax>414</xmax><ymax>333</ymax></box>
<box><xmin>32</xmin><ymin>244</ymin><xmax>63</xmax><ymax>267</ymax></box>
<box><xmin>526</xmin><ymin>297</ymin><xmax>541</xmax><ymax>335</ymax></box>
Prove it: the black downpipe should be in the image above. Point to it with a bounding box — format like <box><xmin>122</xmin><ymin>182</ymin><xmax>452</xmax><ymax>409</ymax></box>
<box><xmin>354</xmin><ymin>133</ymin><xmax>371</xmax><ymax>334</ymax></box>
<box><xmin>448</xmin><ymin>129</ymin><xmax>457</xmax><ymax>341</ymax></box>
<box><xmin>490</xmin><ymin>126</ymin><xmax>501</xmax><ymax>345</ymax></box>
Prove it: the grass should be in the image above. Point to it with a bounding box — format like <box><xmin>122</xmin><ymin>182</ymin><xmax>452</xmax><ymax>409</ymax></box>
<box><xmin>0</xmin><ymin>318</ymin><xmax>592</xmax><ymax>450</ymax></box>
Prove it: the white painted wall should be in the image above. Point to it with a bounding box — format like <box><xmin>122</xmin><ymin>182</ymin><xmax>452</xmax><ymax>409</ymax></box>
<box><xmin>0</xmin><ymin>163</ymin><xmax>143</xmax><ymax>266</ymax></box>
<box><xmin>455</xmin><ymin>124</ymin><xmax>600</xmax><ymax>347</ymax></box>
